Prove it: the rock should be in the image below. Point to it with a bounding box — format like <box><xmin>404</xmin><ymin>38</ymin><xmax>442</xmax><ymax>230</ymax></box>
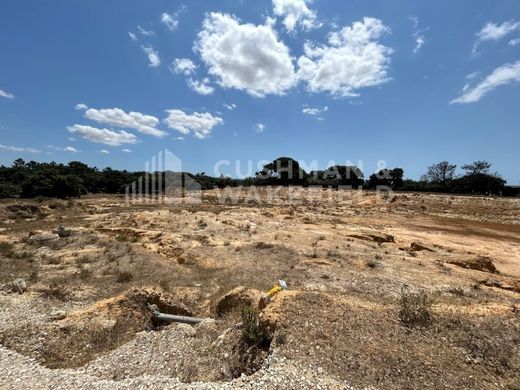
<box><xmin>52</xmin><ymin>226</ymin><xmax>72</xmax><ymax>238</ymax></box>
<box><xmin>447</xmin><ymin>256</ymin><xmax>498</xmax><ymax>274</ymax></box>
<box><xmin>49</xmin><ymin>311</ymin><xmax>67</xmax><ymax>321</ymax></box>
<box><xmin>409</xmin><ymin>242</ymin><xmax>434</xmax><ymax>252</ymax></box>
<box><xmin>175</xmin><ymin>323</ymin><xmax>196</xmax><ymax>337</ymax></box>
<box><xmin>27</xmin><ymin>232</ymin><xmax>59</xmax><ymax>243</ymax></box>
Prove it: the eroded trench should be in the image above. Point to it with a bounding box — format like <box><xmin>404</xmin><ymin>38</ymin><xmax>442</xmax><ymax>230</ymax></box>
<box><xmin>0</xmin><ymin>287</ymin><xmax>275</xmax><ymax>382</ymax></box>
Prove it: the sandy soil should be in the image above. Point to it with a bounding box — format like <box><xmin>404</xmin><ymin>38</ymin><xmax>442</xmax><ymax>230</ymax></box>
<box><xmin>0</xmin><ymin>188</ymin><xmax>519</xmax><ymax>389</ymax></box>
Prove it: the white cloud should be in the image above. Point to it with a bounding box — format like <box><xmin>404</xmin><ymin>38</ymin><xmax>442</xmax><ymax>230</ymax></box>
<box><xmin>509</xmin><ymin>38</ymin><xmax>520</xmax><ymax>46</ymax></box>
<box><xmin>302</xmin><ymin>105</ymin><xmax>328</xmax><ymax>116</ymax></box>
<box><xmin>164</xmin><ymin>109</ymin><xmax>223</xmax><ymax>139</ymax></box>
<box><xmin>99</xmin><ymin>149</ymin><xmax>110</xmax><ymax>154</ymax></box>
<box><xmin>451</xmin><ymin>60</ymin><xmax>520</xmax><ymax>104</ymax></box>
<box><xmin>0</xmin><ymin>89</ymin><xmax>15</xmax><ymax>99</ymax></box>
<box><xmin>170</xmin><ymin>58</ymin><xmax>197</xmax><ymax>75</ymax></box>
<box><xmin>223</xmin><ymin>103</ymin><xmax>237</xmax><ymax>110</ymax></box>
<box><xmin>68</xmin><ymin>124</ymin><xmax>140</xmax><ymax>146</ymax></box>
<box><xmin>60</xmin><ymin>146</ymin><xmax>80</xmax><ymax>153</ymax></box>
<box><xmin>173</xmin><ymin>136</ymin><xmax>185</xmax><ymax>141</ymax></box>
<box><xmin>75</xmin><ymin>103</ymin><xmax>88</xmax><ymax>111</ymax></box>
<box><xmin>122</xmin><ymin>149</ymin><xmax>132</xmax><ymax>153</ymax></box>
<box><xmin>195</xmin><ymin>12</ymin><xmax>297</xmax><ymax>97</ymax></box>
<box><xmin>414</xmin><ymin>36</ymin><xmax>425</xmax><ymax>53</ymax></box>
<box><xmin>473</xmin><ymin>20</ymin><xmax>520</xmax><ymax>54</ymax></box>
<box><xmin>272</xmin><ymin>0</ymin><xmax>321</xmax><ymax>33</ymax></box>
<box><xmin>141</xmin><ymin>46</ymin><xmax>161</xmax><ymax>67</ymax></box>
<box><xmin>81</xmin><ymin>107</ymin><xmax>167</xmax><ymax>137</ymax></box>
<box><xmin>409</xmin><ymin>16</ymin><xmax>428</xmax><ymax>54</ymax></box>
<box><xmin>128</xmin><ymin>31</ymin><xmax>137</xmax><ymax>41</ymax></box>
<box><xmin>0</xmin><ymin>144</ymin><xmax>39</xmax><ymax>153</ymax></box>
<box><xmin>161</xmin><ymin>12</ymin><xmax>179</xmax><ymax>32</ymax></box>
<box><xmin>138</xmin><ymin>25</ymin><xmax>155</xmax><ymax>37</ymax></box>
<box><xmin>187</xmin><ymin>78</ymin><xmax>215</xmax><ymax>95</ymax></box>
<box><xmin>256</xmin><ymin>123</ymin><xmax>266</xmax><ymax>133</ymax></box>
<box><xmin>298</xmin><ymin>17</ymin><xmax>392</xmax><ymax>97</ymax></box>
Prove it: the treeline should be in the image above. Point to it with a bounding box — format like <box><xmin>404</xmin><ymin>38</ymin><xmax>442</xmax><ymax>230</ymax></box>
<box><xmin>0</xmin><ymin>157</ymin><xmax>518</xmax><ymax>199</ymax></box>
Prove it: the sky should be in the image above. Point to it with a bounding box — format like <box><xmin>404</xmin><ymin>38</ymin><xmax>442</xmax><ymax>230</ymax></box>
<box><xmin>1</xmin><ymin>0</ymin><xmax>519</xmax><ymax>183</ymax></box>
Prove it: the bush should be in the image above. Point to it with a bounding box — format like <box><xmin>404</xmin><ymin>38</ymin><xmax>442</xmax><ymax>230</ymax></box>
<box><xmin>0</xmin><ymin>241</ymin><xmax>14</xmax><ymax>257</ymax></box>
<box><xmin>399</xmin><ymin>286</ymin><xmax>433</xmax><ymax>328</ymax></box>
<box><xmin>116</xmin><ymin>270</ymin><xmax>133</xmax><ymax>283</ymax></box>
<box><xmin>241</xmin><ymin>306</ymin><xmax>272</xmax><ymax>348</ymax></box>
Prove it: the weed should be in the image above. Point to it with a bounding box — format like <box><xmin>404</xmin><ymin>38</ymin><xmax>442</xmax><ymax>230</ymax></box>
<box><xmin>255</xmin><ymin>242</ymin><xmax>273</xmax><ymax>250</ymax></box>
<box><xmin>241</xmin><ymin>306</ymin><xmax>272</xmax><ymax>348</ymax></box>
<box><xmin>39</xmin><ymin>283</ymin><xmax>71</xmax><ymax>301</ymax></box>
<box><xmin>0</xmin><ymin>241</ymin><xmax>14</xmax><ymax>257</ymax></box>
<box><xmin>399</xmin><ymin>286</ymin><xmax>433</xmax><ymax>328</ymax></box>
<box><xmin>366</xmin><ymin>258</ymin><xmax>381</xmax><ymax>269</ymax></box>
<box><xmin>116</xmin><ymin>270</ymin><xmax>133</xmax><ymax>283</ymax></box>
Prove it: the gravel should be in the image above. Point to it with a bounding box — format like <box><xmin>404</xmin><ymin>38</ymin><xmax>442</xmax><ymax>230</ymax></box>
<box><xmin>0</xmin><ymin>344</ymin><xmax>351</xmax><ymax>389</ymax></box>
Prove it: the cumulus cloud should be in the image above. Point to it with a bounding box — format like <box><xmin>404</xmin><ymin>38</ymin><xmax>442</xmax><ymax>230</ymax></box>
<box><xmin>75</xmin><ymin>103</ymin><xmax>88</xmax><ymax>111</ymax></box>
<box><xmin>451</xmin><ymin>61</ymin><xmax>520</xmax><ymax>104</ymax></box>
<box><xmin>161</xmin><ymin>12</ymin><xmax>179</xmax><ymax>32</ymax></box>
<box><xmin>272</xmin><ymin>0</ymin><xmax>321</xmax><ymax>33</ymax></box>
<box><xmin>302</xmin><ymin>105</ymin><xmax>328</xmax><ymax>116</ymax></box>
<box><xmin>0</xmin><ymin>144</ymin><xmax>39</xmax><ymax>153</ymax></box>
<box><xmin>187</xmin><ymin>78</ymin><xmax>215</xmax><ymax>95</ymax></box>
<box><xmin>473</xmin><ymin>20</ymin><xmax>520</xmax><ymax>54</ymax></box>
<box><xmin>79</xmin><ymin>106</ymin><xmax>167</xmax><ymax>137</ymax></box>
<box><xmin>256</xmin><ymin>123</ymin><xmax>266</xmax><ymax>133</ymax></box>
<box><xmin>141</xmin><ymin>46</ymin><xmax>161</xmax><ymax>67</ymax></box>
<box><xmin>195</xmin><ymin>13</ymin><xmax>297</xmax><ymax>97</ymax></box>
<box><xmin>0</xmin><ymin>89</ymin><xmax>15</xmax><ymax>99</ymax></box>
<box><xmin>170</xmin><ymin>58</ymin><xmax>198</xmax><ymax>75</ymax></box>
<box><xmin>128</xmin><ymin>31</ymin><xmax>137</xmax><ymax>41</ymax></box>
<box><xmin>164</xmin><ymin>109</ymin><xmax>223</xmax><ymax>139</ymax></box>
<box><xmin>138</xmin><ymin>25</ymin><xmax>155</xmax><ymax>37</ymax></box>
<box><xmin>68</xmin><ymin>125</ymin><xmax>140</xmax><ymax>146</ymax></box>
<box><xmin>223</xmin><ymin>103</ymin><xmax>237</xmax><ymax>110</ymax></box>
<box><xmin>122</xmin><ymin>149</ymin><xmax>132</xmax><ymax>153</ymax></box>
<box><xmin>99</xmin><ymin>149</ymin><xmax>110</xmax><ymax>154</ymax></box>
<box><xmin>298</xmin><ymin>17</ymin><xmax>392</xmax><ymax>97</ymax></box>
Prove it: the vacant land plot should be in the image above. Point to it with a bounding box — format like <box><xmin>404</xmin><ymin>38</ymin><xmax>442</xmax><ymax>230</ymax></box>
<box><xmin>0</xmin><ymin>189</ymin><xmax>519</xmax><ymax>389</ymax></box>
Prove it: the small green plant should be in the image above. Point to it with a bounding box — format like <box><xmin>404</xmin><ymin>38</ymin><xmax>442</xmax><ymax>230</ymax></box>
<box><xmin>241</xmin><ymin>306</ymin><xmax>272</xmax><ymax>348</ymax></box>
<box><xmin>399</xmin><ymin>286</ymin><xmax>433</xmax><ymax>328</ymax></box>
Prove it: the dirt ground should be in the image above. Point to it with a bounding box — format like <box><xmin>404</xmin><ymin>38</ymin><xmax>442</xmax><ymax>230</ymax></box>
<box><xmin>0</xmin><ymin>188</ymin><xmax>519</xmax><ymax>389</ymax></box>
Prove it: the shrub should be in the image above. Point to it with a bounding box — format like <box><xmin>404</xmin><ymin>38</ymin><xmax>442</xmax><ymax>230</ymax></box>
<box><xmin>0</xmin><ymin>241</ymin><xmax>14</xmax><ymax>257</ymax></box>
<box><xmin>116</xmin><ymin>270</ymin><xmax>133</xmax><ymax>283</ymax></box>
<box><xmin>399</xmin><ymin>286</ymin><xmax>433</xmax><ymax>328</ymax></box>
<box><xmin>241</xmin><ymin>306</ymin><xmax>272</xmax><ymax>348</ymax></box>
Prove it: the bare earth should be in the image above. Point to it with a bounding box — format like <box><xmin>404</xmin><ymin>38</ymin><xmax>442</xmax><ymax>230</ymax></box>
<box><xmin>0</xmin><ymin>188</ymin><xmax>519</xmax><ymax>389</ymax></box>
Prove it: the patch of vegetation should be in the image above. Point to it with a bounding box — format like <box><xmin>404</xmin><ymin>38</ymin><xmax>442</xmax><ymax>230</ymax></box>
<box><xmin>39</xmin><ymin>283</ymin><xmax>71</xmax><ymax>301</ymax></box>
<box><xmin>116</xmin><ymin>270</ymin><xmax>134</xmax><ymax>283</ymax></box>
<box><xmin>241</xmin><ymin>306</ymin><xmax>272</xmax><ymax>348</ymax></box>
<box><xmin>0</xmin><ymin>241</ymin><xmax>14</xmax><ymax>257</ymax></box>
<box><xmin>399</xmin><ymin>286</ymin><xmax>433</xmax><ymax>328</ymax></box>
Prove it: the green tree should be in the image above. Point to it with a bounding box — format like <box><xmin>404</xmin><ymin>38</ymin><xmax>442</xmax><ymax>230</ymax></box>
<box><xmin>425</xmin><ymin>161</ymin><xmax>457</xmax><ymax>189</ymax></box>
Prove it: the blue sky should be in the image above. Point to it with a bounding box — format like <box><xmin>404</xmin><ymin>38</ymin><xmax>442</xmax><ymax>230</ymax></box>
<box><xmin>1</xmin><ymin>0</ymin><xmax>519</xmax><ymax>183</ymax></box>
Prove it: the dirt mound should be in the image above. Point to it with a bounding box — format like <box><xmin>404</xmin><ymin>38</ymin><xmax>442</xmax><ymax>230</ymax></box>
<box><xmin>214</xmin><ymin>286</ymin><xmax>263</xmax><ymax>317</ymax></box>
<box><xmin>447</xmin><ymin>256</ymin><xmax>499</xmax><ymax>274</ymax></box>
<box><xmin>1</xmin><ymin>288</ymin><xmax>195</xmax><ymax>369</ymax></box>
